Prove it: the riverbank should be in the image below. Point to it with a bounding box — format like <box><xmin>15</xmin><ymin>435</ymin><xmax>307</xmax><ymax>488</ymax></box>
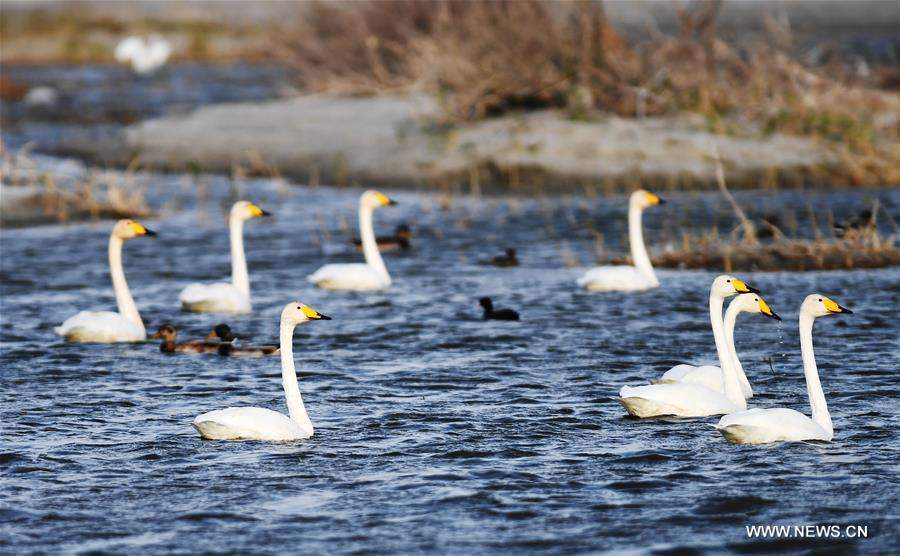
<box><xmin>0</xmin><ymin>149</ymin><xmax>151</xmax><ymax>227</ymax></box>
<box><xmin>103</xmin><ymin>93</ymin><xmax>891</xmax><ymax>192</ymax></box>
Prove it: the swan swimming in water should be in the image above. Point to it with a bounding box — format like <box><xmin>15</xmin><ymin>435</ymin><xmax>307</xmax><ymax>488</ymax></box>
<box><xmin>114</xmin><ymin>35</ymin><xmax>172</xmax><ymax>74</ymax></box>
<box><xmin>717</xmin><ymin>294</ymin><xmax>852</xmax><ymax>444</ymax></box>
<box><xmin>55</xmin><ymin>219</ymin><xmax>156</xmax><ymax>343</ymax></box>
<box><xmin>179</xmin><ymin>201</ymin><xmax>270</xmax><ymax>313</ymax></box>
<box><xmin>577</xmin><ymin>190</ymin><xmax>664</xmax><ymax>292</ymax></box>
<box><xmin>657</xmin><ymin>275</ymin><xmax>761</xmax><ymax>398</ymax></box>
<box><xmin>193</xmin><ymin>302</ymin><xmax>331</xmax><ymax>441</ymax></box>
<box><xmin>308</xmin><ymin>190</ymin><xmax>397</xmax><ymax>291</ymax></box>
<box><xmin>619</xmin><ymin>293</ymin><xmax>780</xmax><ymax>418</ymax></box>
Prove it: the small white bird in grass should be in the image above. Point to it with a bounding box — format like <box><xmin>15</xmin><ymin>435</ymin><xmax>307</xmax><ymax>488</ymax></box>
<box><xmin>114</xmin><ymin>35</ymin><xmax>172</xmax><ymax>75</ymax></box>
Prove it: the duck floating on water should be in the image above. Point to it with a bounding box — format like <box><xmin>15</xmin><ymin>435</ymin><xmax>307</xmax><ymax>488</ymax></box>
<box><xmin>353</xmin><ymin>223</ymin><xmax>412</xmax><ymax>252</ymax></box>
<box><xmin>150</xmin><ymin>324</ymin><xmax>224</xmax><ymax>354</ymax></box>
<box><xmin>479</xmin><ymin>297</ymin><xmax>520</xmax><ymax>321</ymax></box>
<box><xmin>212</xmin><ymin>324</ymin><xmax>279</xmax><ymax>357</ymax></box>
<box><xmin>482</xmin><ymin>248</ymin><xmax>518</xmax><ymax>267</ymax></box>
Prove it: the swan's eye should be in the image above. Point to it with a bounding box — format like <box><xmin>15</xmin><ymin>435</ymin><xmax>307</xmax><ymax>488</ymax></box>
<box><xmin>818</xmin><ymin>298</ymin><xmax>822</xmax><ymax>302</ymax></box>
<box><xmin>726</xmin><ymin>279</ymin><xmax>731</xmax><ymax>283</ymax></box>
<box><xmin>296</xmin><ymin>306</ymin><xmax>301</xmax><ymax>310</ymax></box>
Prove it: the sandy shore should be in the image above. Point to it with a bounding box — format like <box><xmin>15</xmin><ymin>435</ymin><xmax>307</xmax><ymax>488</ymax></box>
<box><xmin>119</xmin><ymin>94</ymin><xmax>844</xmax><ymax>192</ymax></box>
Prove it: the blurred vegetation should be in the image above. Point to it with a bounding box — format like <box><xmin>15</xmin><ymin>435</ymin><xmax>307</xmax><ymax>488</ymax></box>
<box><xmin>276</xmin><ymin>0</ymin><xmax>899</xmax><ymax>183</ymax></box>
<box><xmin>0</xmin><ymin>5</ymin><xmax>265</xmax><ymax>63</ymax></box>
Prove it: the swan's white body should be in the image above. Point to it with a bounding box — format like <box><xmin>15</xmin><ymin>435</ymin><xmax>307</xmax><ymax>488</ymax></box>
<box><xmin>193</xmin><ymin>302</ymin><xmax>330</xmax><ymax>441</ymax></box>
<box><xmin>114</xmin><ymin>35</ymin><xmax>171</xmax><ymax>74</ymax></box>
<box><xmin>180</xmin><ymin>201</ymin><xmax>268</xmax><ymax>313</ymax></box>
<box><xmin>309</xmin><ymin>190</ymin><xmax>395</xmax><ymax>291</ymax></box>
<box><xmin>717</xmin><ymin>295</ymin><xmax>851</xmax><ymax>444</ymax></box>
<box><xmin>620</xmin><ymin>294</ymin><xmax>779</xmax><ymax>418</ymax></box>
<box><xmin>55</xmin><ymin>220</ymin><xmax>154</xmax><ymax>343</ymax></box>
<box><xmin>657</xmin><ymin>276</ymin><xmax>757</xmax><ymax>398</ymax></box>
<box><xmin>578</xmin><ymin>190</ymin><xmax>662</xmax><ymax>292</ymax></box>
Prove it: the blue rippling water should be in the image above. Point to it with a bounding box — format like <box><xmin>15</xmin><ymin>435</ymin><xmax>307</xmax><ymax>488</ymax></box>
<box><xmin>1</xmin><ymin>179</ymin><xmax>898</xmax><ymax>553</ymax></box>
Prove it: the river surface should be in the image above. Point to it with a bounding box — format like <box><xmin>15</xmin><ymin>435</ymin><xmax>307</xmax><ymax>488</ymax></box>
<box><xmin>1</xmin><ymin>176</ymin><xmax>898</xmax><ymax>553</ymax></box>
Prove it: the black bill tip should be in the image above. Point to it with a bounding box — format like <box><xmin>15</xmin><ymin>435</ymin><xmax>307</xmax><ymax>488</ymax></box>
<box><xmin>316</xmin><ymin>313</ymin><xmax>332</xmax><ymax>320</ymax></box>
<box><xmin>768</xmin><ymin>311</ymin><xmax>782</xmax><ymax>321</ymax></box>
<box><xmin>143</xmin><ymin>228</ymin><xmax>157</xmax><ymax>236</ymax></box>
<box><xmin>837</xmin><ymin>305</ymin><xmax>853</xmax><ymax>314</ymax></box>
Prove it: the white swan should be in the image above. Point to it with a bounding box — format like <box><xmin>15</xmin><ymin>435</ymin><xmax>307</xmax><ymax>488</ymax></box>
<box><xmin>179</xmin><ymin>201</ymin><xmax>270</xmax><ymax>313</ymax></box>
<box><xmin>193</xmin><ymin>302</ymin><xmax>331</xmax><ymax>441</ymax></box>
<box><xmin>308</xmin><ymin>190</ymin><xmax>397</xmax><ymax>291</ymax></box>
<box><xmin>717</xmin><ymin>295</ymin><xmax>852</xmax><ymax>444</ymax></box>
<box><xmin>55</xmin><ymin>219</ymin><xmax>156</xmax><ymax>342</ymax></box>
<box><xmin>619</xmin><ymin>293</ymin><xmax>780</xmax><ymax>418</ymax></box>
<box><xmin>577</xmin><ymin>189</ymin><xmax>664</xmax><ymax>292</ymax></box>
<box><xmin>114</xmin><ymin>35</ymin><xmax>171</xmax><ymax>75</ymax></box>
<box><xmin>658</xmin><ymin>275</ymin><xmax>760</xmax><ymax>398</ymax></box>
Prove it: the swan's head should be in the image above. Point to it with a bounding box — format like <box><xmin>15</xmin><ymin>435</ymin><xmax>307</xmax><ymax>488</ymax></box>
<box><xmin>208</xmin><ymin>324</ymin><xmax>234</xmax><ymax>341</ymax></box>
<box><xmin>281</xmin><ymin>302</ymin><xmax>332</xmax><ymax>326</ymax></box>
<box><xmin>730</xmin><ymin>293</ymin><xmax>781</xmax><ymax>320</ymax></box>
<box><xmin>361</xmin><ymin>190</ymin><xmax>397</xmax><ymax>209</ymax></box>
<box><xmin>630</xmin><ymin>189</ymin><xmax>665</xmax><ymax>210</ymax></box>
<box><xmin>149</xmin><ymin>324</ymin><xmax>176</xmax><ymax>341</ymax></box>
<box><xmin>113</xmin><ymin>219</ymin><xmax>156</xmax><ymax>240</ymax></box>
<box><xmin>713</xmin><ymin>275</ymin><xmax>761</xmax><ymax>298</ymax></box>
<box><xmin>479</xmin><ymin>297</ymin><xmax>493</xmax><ymax>309</ymax></box>
<box><xmin>802</xmin><ymin>294</ymin><xmax>853</xmax><ymax>318</ymax></box>
<box><xmin>231</xmin><ymin>201</ymin><xmax>271</xmax><ymax>221</ymax></box>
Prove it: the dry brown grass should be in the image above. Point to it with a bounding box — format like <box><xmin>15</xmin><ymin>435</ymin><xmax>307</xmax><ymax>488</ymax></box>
<box><xmin>276</xmin><ymin>1</ymin><xmax>898</xmax><ymax>121</ymax></box>
<box><xmin>0</xmin><ymin>145</ymin><xmax>151</xmax><ymax>227</ymax></box>
<box><xmin>647</xmin><ymin>235</ymin><xmax>899</xmax><ymax>272</ymax></box>
<box><xmin>275</xmin><ymin>1</ymin><xmax>899</xmax><ymax>183</ymax></box>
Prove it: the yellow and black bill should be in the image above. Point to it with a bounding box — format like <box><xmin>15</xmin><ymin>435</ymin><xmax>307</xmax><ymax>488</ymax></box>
<box><xmin>733</xmin><ymin>278</ymin><xmax>761</xmax><ymax>295</ymax></box>
<box><xmin>374</xmin><ymin>192</ymin><xmax>397</xmax><ymax>206</ymax></box>
<box><xmin>130</xmin><ymin>221</ymin><xmax>156</xmax><ymax>236</ymax></box>
<box><xmin>301</xmin><ymin>306</ymin><xmax>332</xmax><ymax>320</ymax></box>
<box><xmin>824</xmin><ymin>298</ymin><xmax>853</xmax><ymax>314</ymax></box>
<box><xmin>644</xmin><ymin>191</ymin><xmax>665</xmax><ymax>205</ymax></box>
<box><xmin>757</xmin><ymin>298</ymin><xmax>781</xmax><ymax>321</ymax></box>
<box><xmin>248</xmin><ymin>203</ymin><xmax>272</xmax><ymax>217</ymax></box>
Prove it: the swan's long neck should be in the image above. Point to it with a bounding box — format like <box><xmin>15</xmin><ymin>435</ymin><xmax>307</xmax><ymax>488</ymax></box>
<box><xmin>628</xmin><ymin>203</ymin><xmax>656</xmax><ymax>284</ymax></box>
<box><xmin>710</xmin><ymin>292</ymin><xmax>728</xmax><ymax>368</ymax></box>
<box><xmin>360</xmin><ymin>205</ymin><xmax>390</xmax><ymax>285</ymax></box>
<box><xmin>721</xmin><ymin>303</ymin><xmax>748</xmax><ymax>409</ymax></box>
<box><xmin>800</xmin><ymin>313</ymin><xmax>832</xmax><ymax>437</ymax></box>
<box><xmin>108</xmin><ymin>235</ymin><xmax>144</xmax><ymax>333</ymax></box>
<box><xmin>280</xmin><ymin>320</ymin><xmax>313</xmax><ymax>437</ymax></box>
<box><xmin>712</xmin><ymin>292</ymin><xmax>752</xmax><ymax>396</ymax></box>
<box><xmin>229</xmin><ymin>214</ymin><xmax>250</xmax><ymax>297</ymax></box>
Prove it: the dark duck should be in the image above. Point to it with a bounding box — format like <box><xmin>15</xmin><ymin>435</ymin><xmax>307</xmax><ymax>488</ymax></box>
<box><xmin>482</xmin><ymin>248</ymin><xmax>518</xmax><ymax>267</ymax></box>
<box><xmin>353</xmin><ymin>223</ymin><xmax>412</xmax><ymax>252</ymax></box>
<box><xmin>479</xmin><ymin>297</ymin><xmax>520</xmax><ymax>321</ymax></box>
<box><xmin>150</xmin><ymin>324</ymin><xmax>224</xmax><ymax>354</ymax></box>
<box><xmin>213</xmin><ymin>324</ymin><xmax>280</xmax><ymax>357</ymax></box>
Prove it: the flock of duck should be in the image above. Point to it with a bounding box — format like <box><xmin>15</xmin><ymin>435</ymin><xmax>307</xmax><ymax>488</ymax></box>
<box><xmin>54</xmin><ymin>189</ymin><xmax>852</xmax><ymax>446</ymax></box>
